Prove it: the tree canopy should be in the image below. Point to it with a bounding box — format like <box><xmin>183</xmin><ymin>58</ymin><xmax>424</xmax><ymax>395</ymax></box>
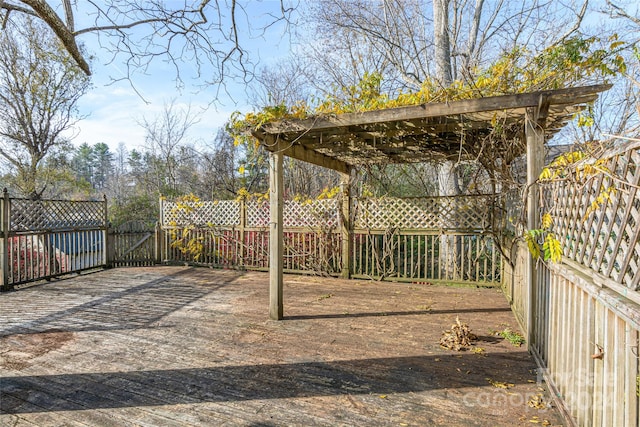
<box><xmin>0</xmin><ymin>15</ymin><xmax>91</xmax><ymax>198</ymax></box>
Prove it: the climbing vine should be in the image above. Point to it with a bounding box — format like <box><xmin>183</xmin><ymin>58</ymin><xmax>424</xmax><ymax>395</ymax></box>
<box><xmin>229</xmin><ymin>36</ymin><xmax>625</xmax><ymax>148</ymax></box>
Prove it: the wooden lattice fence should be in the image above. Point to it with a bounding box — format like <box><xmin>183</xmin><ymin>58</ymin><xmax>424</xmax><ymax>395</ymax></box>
<box><xmin>0</xmin><ymin>191</ymin><xmax>107</xmax><ymax>290</ymax></box>
<box><xmin>160</xmin><ymin>194</ymin><xmax>502</xmax><ymax>284</ymax></box>
<box><xmin>503</xmin><ymin>140</ymin><xmax>640</xmax><ymax>427</ymax></box>
<box><xmin>545</xmin><ymin>143</ymin><xmax>640</xmax><ymax>293</ymax></box>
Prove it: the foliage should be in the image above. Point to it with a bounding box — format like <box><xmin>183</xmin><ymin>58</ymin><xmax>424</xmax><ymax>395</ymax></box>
<box><xmin>235</xmin><ymin>187</ymin><xmax>268</xmax><ymax>202</ymax></box>
<box><xmin>108</xmin><ymin>194</ymin><xmax>158</xmax><ymax>227</ymax></box>
<box><xmin>525</xmin><ymin>227</ymin><xmax>563</xmax><ymax>264</ymax></box>
<box><xmin>229</xmin><ymin>36</ymin><xmax>626</xmax><ymax>148</ymax></box>
<box><xmin>498</xmin><ymin>328</ymin><xmax>526</xmax><ymax>347</ymax></box>
<box><xmin>166</xmin><ymin>194</ymin><xmax>207</xmax><ymax>261</ymax></box>
<box><xmin>0</xmin><ymin>15</ymin><xmax>91</xmax><ymax>199</ymax></box>
<box><xmin>527</xmin><ymin>145</ymin><xmax>620</xmax><ymax>264</ymax></box>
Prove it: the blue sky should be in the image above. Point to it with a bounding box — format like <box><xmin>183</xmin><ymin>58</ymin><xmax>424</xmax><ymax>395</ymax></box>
<box><xmin>67</xmin><ymin>1</ymin><xmax>295</xmax><ymax>152</ymax></box>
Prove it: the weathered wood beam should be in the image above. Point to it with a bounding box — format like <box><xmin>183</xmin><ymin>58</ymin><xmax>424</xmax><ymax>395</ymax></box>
<box><xmin>269</xmin><ymin>145</ymin><xmax>284</xmax><ymax>320</ymax></box>
<box><xmin>0</xmin><ymin>189</ymin><xmax>9</xmax><ymax>291</ymax></box>
<box><xmin>254</xmin><ymin>134</ymin><xmax>352</xmax><ymax>174</ymax></box>
<box><xmin>261</xmin><ymin>84</ymin><xmax>610</xmax><ymax>135</ymax></box>
<box><xmin>525</xmin><ymin>106</ymin><xmax>545</xmax><ymax>349</ymax></box>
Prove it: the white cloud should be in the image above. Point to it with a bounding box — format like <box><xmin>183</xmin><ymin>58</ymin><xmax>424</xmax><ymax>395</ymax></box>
<box><xmin>69</xmin><ymin>80</ymin><xmax>237</xmax><ymax>152</ymax></box>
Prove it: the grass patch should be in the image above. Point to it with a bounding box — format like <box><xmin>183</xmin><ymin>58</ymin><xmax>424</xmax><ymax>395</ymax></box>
<box><xmin>498</xmin><ymin>328</ymin><xmax>526</xmax><ymax>346</ymax></box>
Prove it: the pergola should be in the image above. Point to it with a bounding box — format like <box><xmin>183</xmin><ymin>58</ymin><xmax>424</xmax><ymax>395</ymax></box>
<box><xmin>252</xmin><ymin>84</ymin><xmax>611</xmax><ymax>330</ymax></box>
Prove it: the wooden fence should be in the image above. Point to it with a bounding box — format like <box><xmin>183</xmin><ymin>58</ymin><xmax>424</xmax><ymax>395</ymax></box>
<box><xmin>503</xmin><ymin>141</ymin><xmax>640</xmax><ymax>427</ymax></box>
<box><xmin>0</xmin><ymin>192</ymin><xmax>158</xmax><ymax>290</ymax></box>
<box><xmin>0</xmin><ymin>191</ymin><xmax>108</xmax><ymax>290</ymax></box>
<box><xmin>159</xmin><ymin>194</ymin><xmax>503</xmax><ymax>284</ymax></box>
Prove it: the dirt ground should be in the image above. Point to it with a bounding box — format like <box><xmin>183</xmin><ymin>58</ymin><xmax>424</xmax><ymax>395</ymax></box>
<box><xmin>1</xmin><ymin>266</ymin><xmax>565</xmax><ymax>426</ymax></box>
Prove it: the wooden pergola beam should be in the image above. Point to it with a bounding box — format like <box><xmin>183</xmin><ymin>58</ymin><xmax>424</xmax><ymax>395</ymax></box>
<box><xmin>253</xmin><ymin>133</ymin><xmax>352</xmax><ymax>175</ymax></box>
<box><xmin>261</xmin><ymin>84</ymin><xmax>610</xmax><ymax>135</ymax></box>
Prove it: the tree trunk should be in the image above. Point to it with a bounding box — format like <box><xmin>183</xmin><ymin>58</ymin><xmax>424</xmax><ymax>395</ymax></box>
<box><xmin>432</xmin><ymin>0</ymin><xmax>452</xmax><ymax>86</ymax></box>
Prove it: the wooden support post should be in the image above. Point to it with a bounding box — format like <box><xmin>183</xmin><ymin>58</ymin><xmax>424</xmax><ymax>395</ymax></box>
<box><xmin>239</xmin><ymin>197</ymin><xmax>246</xmax><ymax>267</ymax></box>
<box><xmin>269</xmin><ymin>147</ymin><xmax>284</xmax><ymax>320</ymax></box>
<box><xmin>156</xmin><ymin>196</ymin><xmax>164</xmax><ymax>264</ymax></box>
<box><xmin>0</xmin><ymin>189</ymin><xmax>9</xmax><ymax>291</ymax></box>
<box><xmin>525</xmin><ymin>106</ymin><xmax>545</xmax><ymax>348</ymax></box>
<box><xmin>102</xmin><ymin>194</ymin><xmax>110</xmax><ymax>268</ymax></box>
<box><xmin>339</xmin><ymin>170</ymin><xmax>352</xmax><ymax>279</ymax></box>
<box><xmin>154</xmin><ymin>222</ymin><xmax>162</xmax><ymax>264</ymax></box>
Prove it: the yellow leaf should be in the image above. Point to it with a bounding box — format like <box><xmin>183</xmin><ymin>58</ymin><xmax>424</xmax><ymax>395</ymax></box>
<box><xmin>541</xmin><ymin>213</ymin><xmax>553</xmax><ymax>229</ymax></box>
<box><xmin>486</xmin><ymin>378</ymin><xmax>515</xmax><ymax>389</ymax></box>
<box><xmin>238</xmin><ymin>165</ymin><xmax>245</xmax><ymax>174</ymax></box>
<box><xmin>543</xmin><ymin>233</ymin><xmax>563</xmax><ymax>263</ymax></box>
<box><xmin>525</xmin><ymin>231</ymin><xmax>541</xmax><ymax>259</ymax></box>
<box><xmin>539</xmin><ymin>167</ymin><xmax>553</xmax><ymax>180</ymax></box>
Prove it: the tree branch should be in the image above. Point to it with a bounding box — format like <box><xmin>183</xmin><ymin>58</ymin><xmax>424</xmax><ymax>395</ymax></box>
<box><xmin>17</xmin><ymin>0</ymin><xmax>91</xmax><ymax>74</ymax></box>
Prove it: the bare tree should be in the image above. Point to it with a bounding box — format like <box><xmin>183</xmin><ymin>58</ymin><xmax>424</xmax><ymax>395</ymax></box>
<box><xmin>604</xmin><ymin>0</ymin><xmax>640</xmax><ymax>128</ymax></box>
<box><xmin>139</xmin><ymin>100</ymin><xmax>200</xmax><ymax>196</ymax></box>
<box><xmin>0</xmin><ymin>0</ymin><xmax>296</xmax><ymax>89</ymax></box>
<box><xmin>0</xmin><ymin>15</ymin><xmax>91</xmax><ymax>198</ymax></box>
<box><xmin>300</xmin><ymin>0</ymin><xmax>591</xmax><ymax>94</ymax></box>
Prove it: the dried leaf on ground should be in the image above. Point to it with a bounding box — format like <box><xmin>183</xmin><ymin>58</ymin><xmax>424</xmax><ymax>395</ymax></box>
<box><xmin>527</xmin><ymin>394</ymin><xmax>547</xmax><ymax>409</ymax></box>
<box><xmin>439</xmin><ymin>316</ymin><xmax>477</xmax><ymax>351</ymax></box>
<box><xmin>486</xmin><ymin>378</ymin><xmax>515</xmax><ymax>389</ymax></box>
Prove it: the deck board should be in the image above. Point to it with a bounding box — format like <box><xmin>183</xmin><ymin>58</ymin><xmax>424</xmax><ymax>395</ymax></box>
<box><xmin>1</xmin><ymin>266</ymin><xmax>564</xmax><ymax>426</ymax></box>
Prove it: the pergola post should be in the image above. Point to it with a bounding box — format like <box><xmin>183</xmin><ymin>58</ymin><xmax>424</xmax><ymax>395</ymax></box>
<box><xmin>525</xmin><ymin>106</ymin><xmax>545</xmax><ymax>348</ymax></box>
<box><xmin>269</xmin><ymin>146</ymin><xmax>284</xmax><ymax>320</ymax></box>
<box><xmin>339</xmin><ymin>171</ymin><xmax>352</xmax><ymax>279</ymax></box>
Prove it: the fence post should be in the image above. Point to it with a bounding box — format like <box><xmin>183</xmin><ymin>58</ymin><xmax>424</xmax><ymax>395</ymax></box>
<box><xmin>1</xmin><ymin>189</ymin><xmax>11</xmax><ymax>291</ymax></box>
<box><xmin>155</xmin><ymin>222</ymin><xmax>162</xmax><ymax>264</ymax></box>
<box><xmin>239</xmin><ymin>198</ymin><xmax>246</xmax><ymax>268</ymax></box>
<box><xmin>102</xmin><ymin>194</ymin><xmax>111</xmax><ymax>268</ymax></box>
<box><xmin>156</xmin><ymin>196</ymin><xmax>164</xmax><ymax>264</ymax></box>
<box><xmin>340</xmin><ymin>172</ymin><xmax>352</xmax><ymax>279</ymax></box>
<box><xmin>269</xmin><ymin>149</ymin><xmax>284</xmax><ymax>320</ymax></box>
<box><xmin>525</xmin><ymin>106</ymin><xmax>545</xmax><ymax>348</ymax></box>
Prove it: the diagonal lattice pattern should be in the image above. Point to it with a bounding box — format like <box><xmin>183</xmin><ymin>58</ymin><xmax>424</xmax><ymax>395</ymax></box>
<box><xmin>545</xmin><ymin>144</ymin><xmax>640</xmax><ymax>291</ymax></box>
<box><xmin>247</xmin><ymin>200</ymin><xmax>270</xmax><ymax>227</ymax></box>
<box><xmin>9</xmin><ymin>199</ymin><xmax>105</xmax><ymax>232</ymax></box>
<box><xmin>246</xmin><ymin>200</ymin><xmax>340</xmax><ymax>228</ymax></box>
<box><xmin>162</xmin><ymin>200</ymin><xmax>240</xmax><ymax>227</ymax></box>
<box><xmin>284</xmin><ymin>199</ymin><xmax>339</xmax><ymax>228</ymax></box>
<box><xmin>354</xmin><ymin>195</ymin><xmax>497</xmax><ymax>230</ymax></box>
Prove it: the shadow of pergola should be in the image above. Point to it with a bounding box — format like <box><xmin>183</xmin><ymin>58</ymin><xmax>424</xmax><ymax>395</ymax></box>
<box><xmin>1</xmin><ymin>352</ymin><xmax>531</xmax><ymax>414</ymax></box>
<box><xmin>0</xmin><ymin>268</ymin><xmax>244</xmax><ymax>337</ymax></box>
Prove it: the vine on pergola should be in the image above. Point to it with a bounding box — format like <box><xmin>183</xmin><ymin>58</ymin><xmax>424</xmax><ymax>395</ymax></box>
<box><xmin>229</xmin><ymin>36</ymin><xmax>625</xmax><ymax>185</ymax></box>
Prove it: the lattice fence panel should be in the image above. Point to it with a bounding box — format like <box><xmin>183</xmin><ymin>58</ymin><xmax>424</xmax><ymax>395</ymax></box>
<box><xmin>162</xmin><ymin>200</ymin><xmax>240</xmax><ymax>227</ymax></box>
<box><xmin>284</xmin><ymin>199</ymin><xmax>339</xmax><ymax>228</ymax></box>
<box><xmin>9</xmin><ymin>199</ymin><xmax>105</xmax><ymax>232</ymax></box>
<box><xmin>354</xmin><ymin>195</ymin><xmax>497</xmax><ymax>230</ymax></box>
<box><xmin>247</xmin><ymin>200</ymin><xmax>270</xmax><ymax>227</ymax></box>
<box><xmin>246</xmin><ymin>199</ymin><xmax>340</xmax><ymax>228</ymax></box>
<box><xmin>545</xmin><ymin>143</ymin><xmax>640</xmax><ymax>291</ymax></box>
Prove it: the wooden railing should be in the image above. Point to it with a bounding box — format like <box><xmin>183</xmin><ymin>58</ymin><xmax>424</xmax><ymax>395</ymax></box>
<box><xmin>0</xmin><ymin>190</ymin><xmax>108</xmax><ymax>290</ymax></box>
<box><xmin>503</xmin><ymin>141</ymin><xmax>640</xmax><ymax>427</ymax></box>
<box><xmin>159</xmin><ymin>194</ymin><xmax>503</xmax><ymax>285</ymax></box>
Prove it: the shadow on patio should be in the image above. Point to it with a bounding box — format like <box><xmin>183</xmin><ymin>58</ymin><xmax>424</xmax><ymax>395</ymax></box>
<box><xmin>0</xmin><ymin>267</ymin><xmax>563</xmax><ymax>426</ymax></box>
<box><xmin>0</xmin><ymin>267</ymin><xmax>245</xmax><ymax>337</ymax></box>
<box><xmin>2</xmin><ymin>352</ymin><xmax>530</xmax><ymax>414</ymax></box>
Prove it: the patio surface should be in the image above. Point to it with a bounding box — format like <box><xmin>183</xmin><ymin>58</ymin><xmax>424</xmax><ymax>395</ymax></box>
<box><xmin>0</xmin><ymin>266</ymin><xmax>563</xmax><ymax>426</ymax></box>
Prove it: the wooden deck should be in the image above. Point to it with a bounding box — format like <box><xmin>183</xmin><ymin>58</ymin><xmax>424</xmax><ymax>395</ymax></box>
<box><xmin>1</xmin><ymin>267</ymin><xmax>563</xmax><ymax>426</ymax></box>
